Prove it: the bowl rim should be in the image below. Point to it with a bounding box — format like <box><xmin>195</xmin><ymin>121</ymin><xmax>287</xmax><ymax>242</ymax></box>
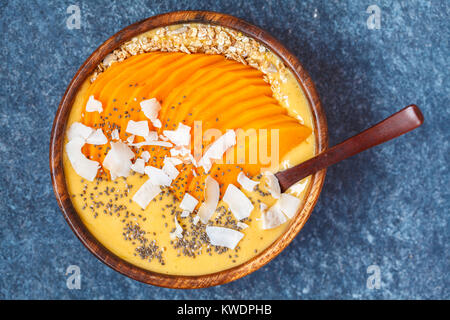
<box><xmin>49</xmin><ymin>10</ymin><xmax>328</xmax><ymax>289</ymax></box>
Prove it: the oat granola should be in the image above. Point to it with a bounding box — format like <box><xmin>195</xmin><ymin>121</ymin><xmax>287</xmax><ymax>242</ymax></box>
<box><xmin>91</xmin><ymin>24</ymin><xmax>289</xmax><ymax>104</ymax></box>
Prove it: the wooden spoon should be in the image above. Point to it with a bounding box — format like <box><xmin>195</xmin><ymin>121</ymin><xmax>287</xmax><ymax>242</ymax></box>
<box><xmin>276</xmin><ymin>105</ymin><xmax>424</xmax><ymax>192</ymax></box>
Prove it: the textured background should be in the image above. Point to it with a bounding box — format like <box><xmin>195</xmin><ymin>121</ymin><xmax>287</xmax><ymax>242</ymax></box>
<box><xmin>0</xmin><ymin>0</ymin><xmax>448</xmax><ymax>299</ymax></box>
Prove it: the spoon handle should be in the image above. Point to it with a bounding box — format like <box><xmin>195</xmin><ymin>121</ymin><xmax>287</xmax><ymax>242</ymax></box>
<box><xmin>276</xmin><ymin>105</ymin><xmax>424</xmax><ymax>192</ymax></box>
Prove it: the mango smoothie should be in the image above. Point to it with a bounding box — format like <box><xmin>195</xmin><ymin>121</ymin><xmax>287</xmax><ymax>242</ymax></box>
<box><xmin>63</xmin><ymin>24</ymin><xmax>315</xmax><ymax>276</ymax></box>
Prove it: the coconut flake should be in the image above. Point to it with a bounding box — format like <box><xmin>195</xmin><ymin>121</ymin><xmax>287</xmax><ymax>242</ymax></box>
<box><xmin>152</xmin><ymin>119</ymin><xmax>162</xmax><ymax>128</ymax></box>
<box><xmin>86</xmin><ymin>129</ymin><xmax>108</xmax><ymax>145</ymax></box>
<box><xmin>169</xmin><ymin>146</ymin><xmax>197</xmax><ymax>166</ymax></box>
<box><xmin>170</xmin><ymin>146</ymin><xmax>190</xmax><ymax>157</ymax></box>
<box><xmin>262</xmin><ymin>202</ymin><xmax>287</xmax><ymax>229</ymax></box>
<box><xmin>193</xmin><ymin>215</ymin><xmax>200</xmax><ymax>225</ymax></box>
<box><xmin>256</xmin><ymin>202</ymin><xmax>268</xmax><ymax>222</ymax></box>
<box><xmin>260</xmin><ymin>202</ymin><xmax>268</xmax><ymax>212</ymax></box>
<box><xmin>126</xmin><ymin>120</ymin><xmax>149</xmax><ymax>137</ymax></box>
<box><xmin>223</xmin><ymin>184</ymin><xmax>254</xmax><ymax>221</ymax></box>
<box><xmin>131</xmin><ymin>140</ymin><xmax>173</xmax><ymax>148</ymax></box>
<box><xmin>140</xmin><ymin>98</ymin><xmax>163</xmax><ymax>129</ymax></box>
<box><xmin>67</xmin><ymin>122</ymin><xmax>94</xmax><ymax>141</ymax></box>
<box><xmin>237</xmin><ymin>222</ymin><xmax>249</xmax><ymax>230</ymax></box>
<box><xmin>180</xmin><ymin>193</ymin><xmax>198</xmax><ymax>213</ymax></box>
<box><xmin>65</xmin><ymin>137</ymin><xmax>99</xmax><ymax>181</ymax></box>
<box><xmin>197</xmin><ymin>176</ymin><xmax>220</xmax><ymax>223</ymax></box>
<box><xmin>205</xmin><ymin>226</ymin><xmax>244</xmax><ymax>250</ymax></box>
<box><xmin>264</xmin><ymin>171</ymin><xmax>281</xmax><ymax>199</ymax></box>
<box><xmin>85</xmin><ymin>95</ymin><xmax>103</xmax><ymax>113</ymax></box>
<box><xmin>288</xmin><ymin>180</ymin><xmax>308</xmax><ymax>196</ymax></box>
<box><xmin>144</xmin><ymin>166</ymin><xmax>172</xmax><ymax>186</ymax></box>
<box><xmin>126</xmin><ymin>135</ymin><xmax>135</xmax><ymax>144</ymax></box>
<box><xmin>111</xmin><ymin>129</ymin><xmax>120</xmax><ymax>140</ymax></box>
<box><xmin>131</xmin><ymin>158</ymin><xmax>145</xmax><ymax>174</ymax></box>
<box><xmin>162</xmin><ymin>160</ymin><xmax>179</xmax><ymax>180</ymax></box>
<box><xmin>140</xmin><ymin>151</ymin><xmax>151</xmax><ymax>162</ymax></box>
<box><xmin>180</xmin><ymin>210</ymin><xmax>190</xmax><ymax>218</ymax></box>
<box><xmin>140</xmin><ymin>98</ymin><xmax>161</xmax><ymax>121</ymax></box>
<box><xmin>199</xmin><ymin>130</ymin><xmax>236</xmax><ymax>172</ymax></box>
<box><xmin>132</xmin><ymin>179</ymin><xmax>161</xmax><ymax>209</ymax></box>
<box><xmin>237</xmin><ymin>172</ymin><xmax>259</xmax><ymax>192</ymax></box>
<box><xmin>163</xmin><ymin>123</ymin><xmax>191</xmax><ymax>146</ymax></box>
<box><xmin>145</xmin><ymin>131</ymin><xmax>158</xmax><ymax>141</ymax></box>
<box><xmin>278</xmin><ymin>193</ymin><xmax>301</xmax><ymax>219</ymax></box>
<box><xmin>170</xmin><ymin>216</ymin><xmax>183</xmax><ymax>240</ymax></box>
<box><xmin>102</xmin><ymin>141</ymin><xmax>134</xmax><ymax>180</ymax></box>
<box><xmin>165</xmin><ymin>156</ymin><xmax>183</xmax><ymax>166</ymax></box>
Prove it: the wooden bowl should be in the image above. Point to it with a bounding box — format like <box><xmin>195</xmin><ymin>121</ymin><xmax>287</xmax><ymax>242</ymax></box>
<box><xmin>50</xmin><ymin>11</ymin><xmax>328</xmax><ymax>288</ymax></box>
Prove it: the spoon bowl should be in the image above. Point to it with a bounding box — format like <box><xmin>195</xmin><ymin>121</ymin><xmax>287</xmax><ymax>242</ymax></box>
<box><xmin>49</xmin><ymin>11</ymin><xmax>328</xmax><ymax>288</ymax></box>
<box><xmin>276</xmin><ymin>105</ymin><xmax>424</xmax><ymax>192</ymax></box>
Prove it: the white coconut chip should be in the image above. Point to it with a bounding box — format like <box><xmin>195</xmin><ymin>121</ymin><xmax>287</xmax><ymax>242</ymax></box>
<box><xmin>85</xmin><ymin>95</ymin><xmax>103</xmax><ymax>113</ymax></box>
<box><xmin>260</xmin><ymin>202</ymin><xmax>268</xmax><ymax>212</ymax></box>
<box><xmin>86</xmin><ymin>129</ymin><xmax>108</xmax><ymax>145</ymax></box>
<box><xmin>130</xmin><ymin>158</ymin><xmax>145</xmax><ymax>175</ymax></box>
<box><xmin>193</xmin><ymin>215</ymin><xmax>200</xmax><ymax>225</ymax></box>
<box><xmin>132</xmin><ymin>179</ymin><xmax>161</xmax><ymax>209</ymax></box>
<box><xmin>170</xmin><ymin>146</ymin><xmax>191</xmax><ymax>160</ymax></box>
<box><xmin>65</xmin><ymin>137</ymin><xmax>99</xmax><ymax>181</ymax></box>
<box><xmin>164</xmin><ymin>156</ymin><xmax>183</xmax><ymax>166</ymax></box>
<box><xmin>170</xmin><ymin>216</ymin><xmax>183</xmax><ymax>240</ymax></box>
<box><xmin>180</xmin><ymin>210</ymin><xmax>190</xmax><ymax>218</ymax></box>
<box><xmin>163</xmin><ymin>123</ymin><xmax>191</xmax><ymax>146</ymax></box>
<box><xmin>262</xmin><ymin>202</ymin><xmax>287</xmax><ymax>230</ymax></box>
<box><xmin>205</xmin><ymin>226</ymin><xmax>244</xmax><ymax>250</ymax></box>
<box><xmin>223</xmin><ymin>184</ymin><xmax>254</xmax><ymax>221</ymax></box>
<box><xmin>144</xmin><ymin>166</ymin><xmax>172</xmax><ymax>187</ymax></box>
<box><xmin>237</xmin><ymin>172</ymin><xmax>259</xmax><ymax>192</ymax></box>
<box><xmin>237</xmin><ymin>222</ymin><xmax>249</xmax><ymax>230</ymax></box>
<box><xmin>131</xmin><ymin>141</ymin><xmax>173</xmax><ymax>148</ymax></box>
<box><xmin>67</xmin><ymin>122</ymin><xmax>94</xmax><ymax>141</ymax></box>
<box><xmin>126</xmin><ymin>120</ymin><xmax>149</xmax><ymax>137</ymax></box>
<box><xmin>199</xmin><ymin>130</ymin><xmax>236</xmax><ymax>172</ymax></box>
<box><xmin>145</xmin><ymin>131</ymin><xmax>158</xmax><ymax>141</ymax></box>
<box><xmin>288</xmin><ymin>180</ymin><xmax>308</xmax><ymax>196</ymax></box>
<box><xmin>278</xmin><ymin>193</ymin><xmax>301</xmax><ymax>219</ymax></box>
<box><xmin>179</xmin><ymin>193</ymin><xmax>198</xmax><ymax>213</ymax></box>
<box><xmin>126</xmin><ymin>134</ymin><xmax>135</xmax><ymax>144</ymax></box>
<box><xmin>169</xmin><ymin>147</ymin><xmax>198</xmax><ymax>166</ymax></box>
<box><xmin>188</xmin><ymin>154</ymin><xmax>198</xmax><ymax>167</ymax></box>
<box><xmin>140</xmin><ymin>151</ymin><xmax>151</xmax><ymax>162</ymax></box>
<box><xmin>111</xmin><ymin>129</ymin><xmax>120</xmax><ymax>140</ymax></box>
<box><xmin>152</xmin><ymin>119</ymin><xmax>162</xmax><ymax>128</ymax></box>
<box><xmin>140</xmin><ymin>98</ymin><xmax>161</xmax><ymax>121</ymax></box>
<box><xmin>162</xmin><ymin>160</ymin><xmax>179</xmax><ymax>180</ymax></box>
<box><xmin>197</xmin><ymin>176</ymin><xmax>220</xmax><ymax>224</ymax></box>
<box><xmin>263</xmin><ymin>171</ymin><xmax>281</xmax><ymax>199</ymax></box>
<box><xmin>256</xmin><ymin>202</ymin><xmax>268</xmax><ymax>221</ymax></box>
<box><xmin>102</xmin><ymin>141</ymin><xmax>134</xmax><ymax>180</ymax></box>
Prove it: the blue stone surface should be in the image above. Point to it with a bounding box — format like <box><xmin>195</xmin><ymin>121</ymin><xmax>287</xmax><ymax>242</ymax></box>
<box><xmin>0</xmin><ymin>0</ymin><xmax>448</xmax><ymax>299</ymax></box>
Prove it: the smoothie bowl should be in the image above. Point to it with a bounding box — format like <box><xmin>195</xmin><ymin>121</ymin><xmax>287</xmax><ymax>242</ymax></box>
<box><xmin>50</xmin><ymin>11</ymin><xmax>327</xmax><ymax>288</ymax></box>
